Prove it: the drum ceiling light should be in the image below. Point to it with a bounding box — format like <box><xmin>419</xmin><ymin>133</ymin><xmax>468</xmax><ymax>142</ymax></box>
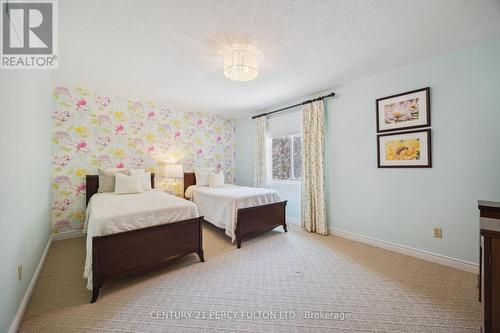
<box><xmin>223</xmin><ymin>45</ymin><xmax>258</xmax><ymax>81</ymax></box>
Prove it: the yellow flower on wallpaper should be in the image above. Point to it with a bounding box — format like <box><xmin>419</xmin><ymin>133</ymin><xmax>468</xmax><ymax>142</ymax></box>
<box><xmin>385</xmin><ymin>139</ymin><xmax>421</xmax><ymax>160</ymax></box>
<box><xmin>146</xmin><ymin>133</ymin><xmax>156</xmax><ymax>142</ymax></box>
<box><xmin>74</xmin><ymin>210</ymin><xmax>86</xmax><ymax>223</ymax></box>
<box><xmin>75</xmin><ymin>126</ymin><xmax>89</xmax><ymax>137</ymax></box>
<box><xmin>114</xmin><ymin>148</ymin><xmax>126</xmax><ymax>158</ymax></box>
<box><xmin>114</xmin><ymin>111</ymin><xmax>125</xmax><ymax>120</ymax></box>
<box><xmin>172</xmin><ymin>119</ymin><xmax>181</xmax><ymax>129</ymax></box>
<box><xmin>75</xmin><ymin>168</ymin><xmax>87</xmax><ymax>177</ymax></box>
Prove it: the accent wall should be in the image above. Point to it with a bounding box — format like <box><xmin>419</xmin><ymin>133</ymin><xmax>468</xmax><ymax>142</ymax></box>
<box><xmin>51</xmin><ymin>86</ymin><xmax>235</xmax><ymax>233</ymax></box>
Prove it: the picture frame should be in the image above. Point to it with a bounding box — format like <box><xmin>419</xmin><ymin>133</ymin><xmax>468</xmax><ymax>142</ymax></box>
<box><xmin>377</xmin><ymin>129</ymin><xmax>431</xmax><ymax>168</ymax></box>
<box><xmin>376</xmin><ymin>87</ymin><xmax>430</xmax><ymax>133</ymax></box>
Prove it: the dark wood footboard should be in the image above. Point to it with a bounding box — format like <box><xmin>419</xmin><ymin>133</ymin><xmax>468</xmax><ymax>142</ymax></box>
<box><xmin>235</xmin><ymin>201</ymin><xmax>287</xmax><ymax>248</ymax></box>
<box><xmin>91</xmin><ymin>216</ymin><xmax>204</xmax><ymax>303</ymax></box>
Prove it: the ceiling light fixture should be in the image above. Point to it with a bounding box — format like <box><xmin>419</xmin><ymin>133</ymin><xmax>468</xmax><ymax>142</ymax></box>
<box><xmin>223</xmin><ymin>45</ymin><xmax>259</xmax><ymax>81</ymax></box>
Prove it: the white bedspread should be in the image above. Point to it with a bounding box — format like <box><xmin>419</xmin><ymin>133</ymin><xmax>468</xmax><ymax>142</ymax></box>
<box><xmin>185</xmin><ymin>184</ymin><xmax>281</xmax><ymax>241</ymax></box>
<box><xmin>83</xmin><ymin>190</ymin><xmax>199</xmax><ymax>290</ymax></box>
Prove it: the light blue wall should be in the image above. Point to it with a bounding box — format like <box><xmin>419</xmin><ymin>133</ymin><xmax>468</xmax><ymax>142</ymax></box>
<box><xmin>234</xmin><ymin>117</ymin><xmax>255</xmax><ymax>186</ymax></box>
<box><xmin>0</xmin><ymin>71</ymin><xmax>53</xmax><ymax>332</ymax></box>
<box><xmin>234</xmin><ymin>115</ymin><xmax>302</xmax><ymax>220</ymax></box>
<box><xmin>326</xmin><ymin>38</ymin><xmax>500</xmax><ymax>263</ymax></box>
<box><xmin>234</xmin><ymin>38</ymin><xmax>500</xmax><ymax>263</ymax></box>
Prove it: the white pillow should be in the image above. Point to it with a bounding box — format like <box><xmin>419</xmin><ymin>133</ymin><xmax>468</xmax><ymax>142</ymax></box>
<box><xmin>208</xmin><ymin>170</ymin><xmax>224</xmax><ymax>187</ymax></box>
<box><xmin>129</xmin><ymin>168</ymin><xmax>145</xmax><ymax>175</ymax></box>
<box><xmin>184</xmin><ymin>185</ymin><xmax>196</xmax><ymax>199</ymax></box>
<box><xmin>194</xmin><ymin>167</ymin><xmax>211</xmax><ymax>186</ymax></box>
<box><xmin>98</xmin><ymin>168</ymin><xmax>129</xmax><ymax>192</ymax></box>
<box><xmin>114</xmin><ymin>173</ymin><xmax>144</xmax><ymax>194</ymax></box>
<box><xmin>129</xmin><ymin>169</ymin><xmax>152</xmax><ymax>191</ymax></box>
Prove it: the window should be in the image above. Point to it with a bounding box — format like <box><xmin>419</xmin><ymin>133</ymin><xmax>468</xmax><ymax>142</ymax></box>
<box><xmin>270</xmin><ymin>135</ymin><xmax>302</xmax><ymax>181</ymax></box>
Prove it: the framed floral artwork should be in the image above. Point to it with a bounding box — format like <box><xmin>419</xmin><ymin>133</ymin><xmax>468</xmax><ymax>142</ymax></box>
<box><xmin>376</xmin><ymin>87</ymin><xmax>430</xmax><ymax>133</ymax></box>
<box><xmin>377</xmin><ymin>129</ymin><xmax>431</xmax><ymax>168</ymax></box>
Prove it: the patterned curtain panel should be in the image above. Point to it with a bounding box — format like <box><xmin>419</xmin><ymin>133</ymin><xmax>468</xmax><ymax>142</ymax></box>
<box><xmin>254</xmin><ymin>116</ymin><xmax>267</xmax><ymax>187</ymax></box>
<box><xmin>301</xmin><ymin>101</ymin><xmax>328</xmax><ymax>235</ymax></box>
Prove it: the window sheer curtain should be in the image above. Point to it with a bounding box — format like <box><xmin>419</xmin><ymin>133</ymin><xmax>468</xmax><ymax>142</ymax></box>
<box><xmin>254</xmin><ymin>116</ymin><xmax>267</xmax><ymax>187</ymax></box>
<box><xmin>301</xmin><ymin>100</ymin><xmax>328</xmax><ymax>235</ymax></box>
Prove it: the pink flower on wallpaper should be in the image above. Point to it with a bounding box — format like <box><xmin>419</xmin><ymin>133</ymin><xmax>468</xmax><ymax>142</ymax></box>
<box><xmin>53</xmin><ymin>131</ymin><xmax>72</xmax><ymax>143</ymax></box>
<box><xmin>76</xmin><ymin>183</ymin><xmax>86</xmax><ymax>195</ymax></box>
<box><xmin>131</xmin><ymin>101</ymin><xmax>143</xmax><ymax>110</ymax></box>
<box><xmin>76</xmin><ymin>98</ymin><xmax>88</xmax><ymax>111</ymax></box>
<box><xmin>96</xmin><ymin>96</ymin><xmax>111</xmax><ymax>106</ymax></box>
<box><xmin>132</xmin><ymin>137</ymin><xmax>144</xmax><ymax>146</ymax></box>
<box><xmin>131</xmin><ymin>120</ymin><xmax>144</xmax><ymax>131</ymax></box>
<box><xmin>54</xmin><ymin>176</ymin><xmax>71</xmax><ymax>185</ymax></box>
<box><xmin>76</xmin><ymin>140</ymin><xmax>87</xmax><ymax>152</ymax></box>
<box><xmin>53</xmin><ymin>154</ymin><xmax>72</xmax><ymax>167</ymax></box>
<box><xmin>98</xmin><ymin>114</ymin><xmax>112</xmax><ymax>126</ymax></box>
<box><xmin>96</xmin><ymin>136</ymin><xmax>111</xmax><ymax>147</ymax></box>
<box><xmin>54</xmin><ymin>219</ymin><xmax>71</xmax><ymax>231</ymax></box>
<box><xmin>54</xmin><ymin>86</ymin><xmax>70</xmax><ymax>96</ymax></box>
<box><xmin>52</xmin><ymin>199</ymin><xmax>72</xmax><ymax>211</ymax></box>
<box><xmin>131</xmin><ymin>156</ymin><xmax>145</xmax><ymax>168</ymax></box>
<box><xmin>115</xmin><ymin>124</ymin><xmax>125</xmax><ymax>135</ymax></box>
<box><xmin>53</xmin><ymin>110</ymin><xmax>71</xmax><ymax>123</ymax></box>
<box><xmin>206</xmin><ymin>117</ymin><xmax>215</xmax><ymax>126</ymax></box>
<box><xmin>161</xmin><ymin>123</ymin><xmax>172</xmax><ymax>132</ymax></box>
<box><xmin>196</xmin><ymin>149</ymin><xmax>204</xmax><ymax>157</ymax></box>
<box><xmin>196</xmin><ymin>119</ymin><xmax>203</xmax><ymax>127</ymax></box>
<box><xmin>97</xmin><ymin>154</ymin><xmax>111</xmax><ymax>164</ymax></box>
<box><xmin>174</xmin><ymin>131</ymin><xmax>181</xmax><ymax>139</ymax></box>
<box><xmin>147</xmin><ymin>111</ymin><xmax>155</xmax><ymax>120</ymax></box>
<box><xmin>115</xmin><ymin>162</ymin><xmax>124</xmax><ymax>168</ymax></box>
<box><xmin>216</xmin><ymin>136</ymin><xmax>222</xmax><ymax>144</ymax></box>
<box><xmin>147</xmin><ymin>145</ymin><xmax>155</xmax><ymax>153</ymax></box>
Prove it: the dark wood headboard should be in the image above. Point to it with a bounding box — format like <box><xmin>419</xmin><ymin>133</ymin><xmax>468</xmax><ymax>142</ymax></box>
<box><xmin>183</xmin><ymin>172</ymin><xmax>196</xmax><ymax>194</ymax></box>
<box><xmin>85</xmin><ymin>173</ymin><xmax>155</xmax><ymax>206</ymax></box>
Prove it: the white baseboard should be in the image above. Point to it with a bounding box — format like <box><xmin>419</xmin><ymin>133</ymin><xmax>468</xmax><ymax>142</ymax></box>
<box><xmin>330</xmin><ymin>227</ymin><xmax>478</xmax><ymax>273</ymax></box>
<box><xmin>287</xmin><ymin>216</ymin><xmax>300</xmax><ymax>225</ymax></box>
<box><xmin>8</xmin><ymin>234</ymin><xmax>53</xmax><ymax>333</ymax></box>
<box><xmin>52</xmin><ymin>229</ymin><xmax>83</xmax><ymax>241</ymax></box>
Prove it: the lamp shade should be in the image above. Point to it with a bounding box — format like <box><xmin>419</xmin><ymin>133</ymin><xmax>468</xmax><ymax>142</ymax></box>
<box><xmin>163</xmin><ymin>164</ymin><xmax>183</xmax><ymax>178</ymax></box>
<box><xmin>223</xmin><ymin>45</ymin><xmax>258</xmax><ymax>81</ymax></box>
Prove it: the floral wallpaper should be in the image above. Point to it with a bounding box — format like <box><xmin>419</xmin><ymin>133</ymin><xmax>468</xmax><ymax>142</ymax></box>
<box><xmin>51</xmin><ymin>86</ymin><xmax>235</xmax><ymax>233</ymax></box>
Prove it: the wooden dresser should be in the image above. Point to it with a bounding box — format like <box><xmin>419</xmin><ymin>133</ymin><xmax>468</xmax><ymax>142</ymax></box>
<box><xmin>479</xmin><ymin>200</ymin><xmax>500</xmax><ymax>333</ymax></box>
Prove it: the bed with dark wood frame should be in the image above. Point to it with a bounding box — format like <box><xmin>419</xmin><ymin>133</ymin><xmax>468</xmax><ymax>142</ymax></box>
<box><xmin>183</xmin><ymin>172</ymin><xmax>287</xmax><ymax>248</ymax></box>
<box><xmin>85</xmin><ymin>173</ymin><xmax>204</xmax><ymax>303</ymax></box>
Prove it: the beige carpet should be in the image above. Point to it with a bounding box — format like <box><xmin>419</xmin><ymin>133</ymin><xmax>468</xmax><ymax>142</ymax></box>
<box><xmin>19</xmin><ymin>224</ymin><xmax>481</xmax><ymax>332</ymax></box>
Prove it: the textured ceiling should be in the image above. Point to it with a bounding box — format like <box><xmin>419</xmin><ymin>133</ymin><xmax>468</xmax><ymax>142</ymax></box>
<box><xmin>51</xmin><ymin>0</ymin><xmax>500</xmax><ymax>117</ymax></box>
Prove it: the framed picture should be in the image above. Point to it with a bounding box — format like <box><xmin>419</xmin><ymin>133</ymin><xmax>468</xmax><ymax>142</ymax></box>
<box><xmin>376</xmin><ymin>87</ymin><xmax>430</xmax><ymax>133</ymax></box>
<box><xmin>377</xmin><ymin>129</ymin><xmax>431</xmax><ymax>168</ymax></box>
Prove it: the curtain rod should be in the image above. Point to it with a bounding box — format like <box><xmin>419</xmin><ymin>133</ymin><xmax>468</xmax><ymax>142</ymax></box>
<box><xmin>251</xmin><ymin>92</ymin><xmax>335</xmax><ymax>119</ymax></box>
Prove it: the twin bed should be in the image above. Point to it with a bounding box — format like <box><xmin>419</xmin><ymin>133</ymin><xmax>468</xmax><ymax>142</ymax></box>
<box><xmin>183</xmin><ymin>172</ymin><xmax>287</xmax><ymax>248</ymax></box>
<box><xmin>84</xmin><ymin>172</ymin><xmax>287</xmax><ymax>302</ymax></box>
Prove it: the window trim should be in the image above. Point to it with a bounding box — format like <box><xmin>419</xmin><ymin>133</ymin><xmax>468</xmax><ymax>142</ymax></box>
<box><xmin>267</xmin><ymin>133</ymin><xmax>302</xmax><ymax>183</ymax></box>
